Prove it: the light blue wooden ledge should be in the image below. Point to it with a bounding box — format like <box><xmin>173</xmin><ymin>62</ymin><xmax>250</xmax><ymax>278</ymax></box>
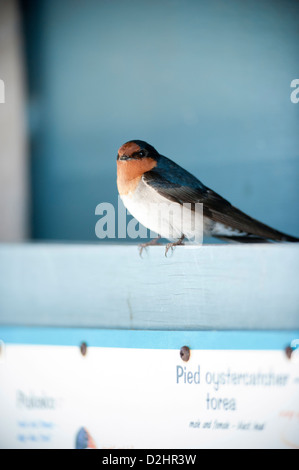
<box><xmin>0</xmin><ymin>243</ymin><xmax>298</xmax><ymax>330</ymax></box>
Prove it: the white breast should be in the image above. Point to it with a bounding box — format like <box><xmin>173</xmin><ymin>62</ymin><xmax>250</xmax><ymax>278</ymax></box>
<box><xmin>121</xmin><ymin>178</ymin><xmax>209</xmax><ymax>242</ymax></box>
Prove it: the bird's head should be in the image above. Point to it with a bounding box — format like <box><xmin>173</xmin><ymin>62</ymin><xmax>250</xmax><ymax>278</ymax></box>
<box><xmin>117</xmin><ymin>140</ymin><xmax>159</xmax><ymax>161</ymax></box>
<box><xmin>116</xmin><ymin>140</ymin><xmax>159</xmax><ymax>195</ymax></box>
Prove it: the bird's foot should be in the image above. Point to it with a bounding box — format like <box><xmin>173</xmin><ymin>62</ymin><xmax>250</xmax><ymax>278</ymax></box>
<box><xmin>139</xmin><ymin>235</ymin><xmax>162</xmax><ymax>257</ymax></box>
<box><xmin>165</xmin><ymin>235</ymin><xmax>185</xmax><ymax>257</ymax></box>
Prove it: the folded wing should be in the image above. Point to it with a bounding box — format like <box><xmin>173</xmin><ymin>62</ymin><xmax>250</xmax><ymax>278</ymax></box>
<box><xmin>143</xmin><ymin>161</ymin><xmax>298</xmax><ymax>242</ymax></box>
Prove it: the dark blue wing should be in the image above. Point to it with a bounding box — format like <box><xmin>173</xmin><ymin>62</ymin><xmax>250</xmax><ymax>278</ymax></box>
<box><xmin>143</xmin><ymin>155</ymin><xmax>299</xmax><ymax>242</ymax></box>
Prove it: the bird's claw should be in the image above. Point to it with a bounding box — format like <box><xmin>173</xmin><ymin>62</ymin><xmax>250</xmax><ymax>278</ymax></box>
<box><xmin>138</xmin><ymin>235</ymin><xmax>162</xmax><ymax>258</ymax></box>
<box><xmin>138</xmin><ymin>244</ymin><xmax>147</xmax><ymax>258</ymax></box>
<box><xmin>164</xmin><ymin>235</ymin><xmax>185</xmax><ymax>257</ymax></box>
<box><xmin>164</xmin><ymin>244</ymin><xmax>174</xmax><ymax>257</ymax></box>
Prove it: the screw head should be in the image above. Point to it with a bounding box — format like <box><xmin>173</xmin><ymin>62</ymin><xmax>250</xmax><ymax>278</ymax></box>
<box><xmin>80</xmin><ymin>342</ymin><xmax>88</xmax><ymax>357</ymax></box>
<box><xmin>285</xmin><ymin>346</ymin><xmax>293</xmax><ymax>359</ymax></box>
<box><xmin>180</xmin><ymin>345</ymin><xmax>191</xmax><ymax>362</ymax></box>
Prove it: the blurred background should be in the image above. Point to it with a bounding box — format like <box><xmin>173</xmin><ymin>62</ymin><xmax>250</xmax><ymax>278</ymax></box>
<box><xmin>0</xmin><ymin>0</ymin><xmax>298</xmax><ymax>243</ymax></box>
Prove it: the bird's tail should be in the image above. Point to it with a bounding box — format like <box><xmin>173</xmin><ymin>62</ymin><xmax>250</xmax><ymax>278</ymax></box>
<box><xmin>281</xmin><ymin>233</ymin><xmax>299</xmax><ymax>242</ymax></box>
<box><xmin>208</xmin><ymin>203</ymin><xmax>299</xmax><ymax>243</ymax></box>
<box><xmin>213</xmin><ymin>226</ymin><xmax>299</xmax><ymax>244</ymax></box>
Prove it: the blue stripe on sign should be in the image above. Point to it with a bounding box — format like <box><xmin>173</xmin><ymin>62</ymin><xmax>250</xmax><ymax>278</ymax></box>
<box><xmin>0</xmin><ymin>327</ymin><xmax>298</xmax><ymax>350</ymax></box>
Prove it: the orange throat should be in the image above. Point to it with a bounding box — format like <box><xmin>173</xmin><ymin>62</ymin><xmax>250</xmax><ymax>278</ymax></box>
<box><xmin>117</xmin><ymin>158</ymin><xmax>157</xmax><ymax>196</ymax></box>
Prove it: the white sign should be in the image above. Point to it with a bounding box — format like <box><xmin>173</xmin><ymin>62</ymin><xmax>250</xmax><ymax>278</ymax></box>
<box><xmin>0</xmin><ymin>343</ymin><xmax>298</xmax><ymax>449</ymax></box>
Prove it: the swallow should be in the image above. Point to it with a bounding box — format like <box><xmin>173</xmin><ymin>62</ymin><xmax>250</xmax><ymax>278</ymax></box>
<box><xmin>117</xmin><ymin>140</ymin><xmax>299</xmax><ymax>255</ymax></box>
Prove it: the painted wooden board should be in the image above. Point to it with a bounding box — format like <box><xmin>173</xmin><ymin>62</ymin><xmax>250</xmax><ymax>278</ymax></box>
<box><xmin>0</xmin><ymin>243</ymin><xmax>298</xmax><ymax>330</ymax></box>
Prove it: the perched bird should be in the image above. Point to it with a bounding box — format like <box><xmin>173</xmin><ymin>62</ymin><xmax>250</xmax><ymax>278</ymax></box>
<box><xmin>117</xmin><ymin>140</ymin><xmax>299</xmax><ymax>255</ymax></box>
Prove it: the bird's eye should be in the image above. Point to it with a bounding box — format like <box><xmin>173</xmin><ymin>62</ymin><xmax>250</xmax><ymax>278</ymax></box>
<box><xmin>138</xmin><ymin>150</ymin><xmax>145</xmax><ymax>157</ymax></box>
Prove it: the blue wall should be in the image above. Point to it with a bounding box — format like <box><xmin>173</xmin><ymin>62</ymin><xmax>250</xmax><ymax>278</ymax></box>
<box><xmin>22</xmin><ymin>0</ymin><xmax>299</xmax><ymax>241</ymax></box>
